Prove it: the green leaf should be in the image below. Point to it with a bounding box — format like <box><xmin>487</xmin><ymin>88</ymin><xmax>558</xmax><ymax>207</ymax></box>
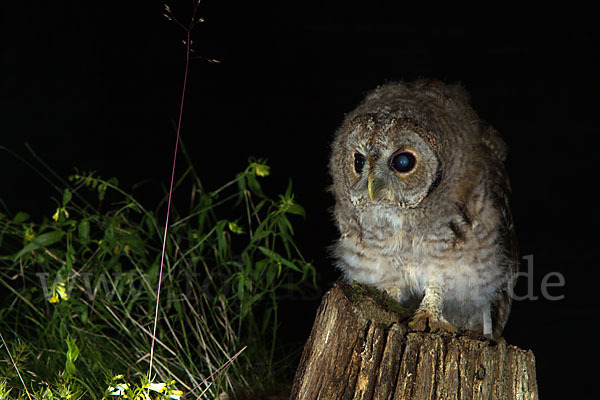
<box><xmin>66</xmin><ymin>358</ymin><xmax>76</xmax><ymax>376</ymax></box>
<box><xmin>80</xmin><ymin>308</ymin><xmax>88</xmax><ymax>324</ymax></box>
<box><xmin>279</xmin><ymin>257</ymin><xmax>302</xmax><ymax>273</ymax></box>
<box><xmin>250</xmin><ymin>228</ymin><xmax>270</xmax><ymax>245</ymax></box>
<box><xmin>266</xmin><ymin>263</ymin><xmax>276</xmax><ymax>287</ymax></box>
<box><xmin>65</xmin><ymin>336</ymin><xmax>79</xmax><ymax>377</ymax></box>
<box><xmin>13</xmin><ymin>230</ymin><xmax>65</xmax><ymax>260</ymax></box>
<box><xmin>78</xmin><ymin>219</ymin><xmax>90</xmax><ymax>245</ymax></box>
<box><xmin>66</xmin><ymin>336</ymin><xmax>79</xmax><ymax>362</ymax></box>
<box><xmin>258</xmin><ymin>246</ymin><xmax>302</xmax><ymax>273</ymax></box>
<box><xmin>13</xmin><ymin>211</ymin><xmax>30</xmax><ymax>223</ymax></box>
<box><xmin>107</xmin><ymin>177</ymin><xmax>119</xmax><ymax>187</ymax></box>
<box><xmin>285</xmin><ymin>179</ymin><xmax>293</xmax><ymax>198</ymax></box>
<box><xmin>257</xmin><ymin>246</ymin><xmax>278</xmax><ymax>260</ymax></box>
<box><xmin>250</xmin><ymin>293</ymin><xmax>264</xmax><ymax>306</ymax></box>
<box><xmin>253</xmin><ymin>258</ymin><xmax>269</xmax><ymax>281</ymax></box>
<box><xmin>286</xmin><ymin>203</ymin><xmax>305</xmax><ymax>217</ymax></box>
<box><xmin>278</xmin><ymin>216</ymin><xmax>294</xmax><ymax>237</ymax></box>
<box><xmin>215</xmin><ymin>220</ymin><xmax>228</xmax><ymax>259</ymax></box>
<box><xmin>246</xmin><ymin>174</ymin><xmax>265</xmax><ymax>198</ymax></box>
<box><xmin>236</xmin><ymin>274</ymin><xmax>246</xmax><ymax>302</ymax></box>
<box><xmin>62</xmin><ymin>188</ymin><xmax>72</xmax><ymax>206</ymax></box>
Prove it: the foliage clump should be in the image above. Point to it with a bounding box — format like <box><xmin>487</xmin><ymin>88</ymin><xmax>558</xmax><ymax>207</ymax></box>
<box><xmin>0</xmin><ymin>155</ymin><xmax>315</xmax><ymax>399</ymax></box>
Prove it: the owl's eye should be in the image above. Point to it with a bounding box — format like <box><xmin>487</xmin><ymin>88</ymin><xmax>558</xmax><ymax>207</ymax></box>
<box><xmin>354</xmin><ymin>152</ymin><xmax>366</xmax><ymax>174</ymax></box>
<box><xmin>390</xmin><ymin>151</ymin><xmax>416</xmax><ymax>173</ymax></box>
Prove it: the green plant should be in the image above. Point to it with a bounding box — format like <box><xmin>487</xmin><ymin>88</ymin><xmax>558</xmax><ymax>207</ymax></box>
<box><xmin>102</xmin><ymin>374</ymin><xmax>183</xmax><ymax>400</ymax></box>
<box><xmin>0</xmin><ymin>152</ymin><xmax>315</xmax><ymax>399</ymax></box>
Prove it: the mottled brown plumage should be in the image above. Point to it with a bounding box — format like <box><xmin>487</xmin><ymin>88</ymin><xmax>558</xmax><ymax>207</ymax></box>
<box><xmin>329</xmin><ymin>79</ymin><xmax>518</xmax><ymax>339</ymax></box>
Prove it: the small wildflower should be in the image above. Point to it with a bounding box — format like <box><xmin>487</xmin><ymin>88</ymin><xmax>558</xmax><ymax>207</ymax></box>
<box><xmin>228</xmin><ymin>221</ymin><xmax>244</xmax><ymax>234</ymax></box>
<box><xmin>107</xmin><ymin>383</ymin><xmax>129</xmax><ymax>396</ymax></box>
<box><xmin>48</xmin><ymin>282</ymin><xmax>68</xmax><ymax>303</ymax></box>
<box><xmin>279</xmin><ymin>196</ymin><xmax>293</xmax><ymax>210</ymax></box>
<box><xmin>24</xmin><ymin>226</ymin><xmax>35</xmax><ymax>241</ymax></box>
<box><xmin>56</xmin><ymin>282</ymin><xmax>68</xmax><ymax>301</ymax></box>
<box><xmin>49</xmin><ymin>291</ymin><xmax>59</xmax><ymax>304</ymax></box>
<box><xmin>168</xmin><ymin>389</ymin><xmax>183</xmax><ymax>399</ymax></box>
<box><xmin>278</xmin><ymin>193</ymin><xmax>305</xmax><ymax>216</ymax></box>
<box><xmin>250</xmin><ymin>161</ymin><xmax>270</xmax><ymax>177</ymax></box>
<box><xmin>146</xmin><ymin>382</ymin><xmax>166</xmax><ymax>393</ymax></box>
<box><xmin>52</xmin><ymin>207</ymin><xmax>70</xmax><ymax>222</ymax></box>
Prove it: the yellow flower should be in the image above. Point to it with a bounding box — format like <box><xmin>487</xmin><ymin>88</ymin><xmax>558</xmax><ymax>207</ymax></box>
<box><xmin>255</xmin><ymin>165</ymin><xmax>269</xmax><ymax>177</ymax></box>
<box><xmin>49</xmin><ymin>292</ymin><xmax>59</xmax><ymax>303</ymax></box>
<box><xmin>48</xmin><ymin>281</ymin><xmax>68</xmax><ymax>303</ymax></box>
<box><xmin>56</xmin><ymin>282</ymin><xmax>68</xmax><ymax>301</ymax></box>
<box><xmin>168</xmin><ymin>389</ymin><xmax>183</xmax><ymax>399</ymax></box>
<box><xmin>250</xmin><ymin>161</ymin><xmax>270</xmax><ymax>177</ymax></box>
<box><xmin>228</xmin><ymin>221</ymin><xmax>244</xmax><ymax>234</ymax></box>
<box><xmin>24</xmin><ymin>227</ymin><xmax>35</xmax><ymax>242</ymax></box>
<box><xmin>52</xmin><ymin>207</ymin><xmax>70</xmax><ymax>222</ymax></box>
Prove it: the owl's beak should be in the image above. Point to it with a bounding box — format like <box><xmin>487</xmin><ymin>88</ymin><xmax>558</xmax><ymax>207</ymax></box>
<box><xmin>368</xmin><ymin>172</ymin><xmax>375</xmax><ymax>201</ymax></box>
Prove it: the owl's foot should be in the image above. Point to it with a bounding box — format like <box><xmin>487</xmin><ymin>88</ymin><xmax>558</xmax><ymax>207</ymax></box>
<box><xmin>408</xmin><ymin>309</ymin><xmax>456</xmax><ymax>335</ymax></box>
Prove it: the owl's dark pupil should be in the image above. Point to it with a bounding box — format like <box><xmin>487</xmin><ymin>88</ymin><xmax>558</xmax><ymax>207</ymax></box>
<box><xmin>390</xmin><ymin>152</ymin><xmax>416</xmax><ymax>173</ymax></box>
<box><xmin>354</xmin><ymin>153</ymin><xmax>366</xmax><ymax>174</ymax></box>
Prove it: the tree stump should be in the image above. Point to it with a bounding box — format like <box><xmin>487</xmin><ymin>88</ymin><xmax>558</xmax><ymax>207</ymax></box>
<box><xmin>290</xmin><ymin>282</ymin><xmax>538</xmax><ymax>400</ymax></box>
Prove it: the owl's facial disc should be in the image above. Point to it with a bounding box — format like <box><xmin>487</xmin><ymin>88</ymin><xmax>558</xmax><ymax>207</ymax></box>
<box><xmin>347</xmin><ymin>124</ymin><xmax>441</xmax><ymax>208</ymax></box>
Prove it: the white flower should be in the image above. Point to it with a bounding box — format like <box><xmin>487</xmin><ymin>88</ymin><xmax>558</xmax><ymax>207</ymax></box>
<box><xmin>107</xmin><ymin>383</ymin><xmax>129</xmax><ymax>396</ymax></box>
<box><xmin>146</xmin><ymin>382</ymin><xmax>166</xmax><ymax>393</ymax></box>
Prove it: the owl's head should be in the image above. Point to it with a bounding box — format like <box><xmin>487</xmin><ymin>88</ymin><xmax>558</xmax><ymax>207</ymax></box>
<box><xmin>330</xmin><ymin>79</ymin><xmax>506</xmax><ymax>212</ymax></box>
<box><xmin>336</xmin><ymin>115</ymin><xmax>441</xmax><ymax>208</ymax></box>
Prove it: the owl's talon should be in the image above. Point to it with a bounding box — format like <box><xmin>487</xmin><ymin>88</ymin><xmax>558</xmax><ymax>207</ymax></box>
<box><xmin>408</xmin><ymin>309</ymin><xmax>456</xmax><ymax>334</ymax></box>
<box><xmin>407</xmin><ymin>311</ymin><xmax>428</xmax><ymax>332</ymax></box>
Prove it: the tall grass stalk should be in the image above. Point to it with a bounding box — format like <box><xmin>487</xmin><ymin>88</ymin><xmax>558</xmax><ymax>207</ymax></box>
<box><xmin>148</xmin><ymin>0</ymin><xmax>199</xmax><ymax>382</ymax></box>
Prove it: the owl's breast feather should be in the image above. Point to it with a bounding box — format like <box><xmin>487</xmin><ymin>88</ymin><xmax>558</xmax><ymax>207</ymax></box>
<box><xmin>335</xmin><ymin>216</ymin><xmax>505</xmax><ymax>306</ymax></box>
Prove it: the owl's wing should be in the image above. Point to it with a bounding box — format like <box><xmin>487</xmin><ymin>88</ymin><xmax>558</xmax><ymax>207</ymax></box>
<box><xmin>489</xmin><ymin>152</ymin><xmax>520</xmax><ymax>339</ymax></box>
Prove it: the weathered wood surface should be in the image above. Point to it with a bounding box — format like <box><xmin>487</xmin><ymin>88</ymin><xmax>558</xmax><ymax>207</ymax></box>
<box><xmin>290</xmin><ymin>282</ymin><xmax>538</xmax><ymax>400</ymax></box>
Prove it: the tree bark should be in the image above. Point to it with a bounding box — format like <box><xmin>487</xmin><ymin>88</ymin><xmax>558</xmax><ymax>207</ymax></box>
<box><xmin>290</xmin><ymin>282</ymin><xmax>538</xmax><ymax>400</ymax></box>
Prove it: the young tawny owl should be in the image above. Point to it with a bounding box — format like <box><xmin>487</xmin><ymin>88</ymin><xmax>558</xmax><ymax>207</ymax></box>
<box><xmin>329</xmin><ymin>79</ymin><xmax>518</xmax><ymax>339</ymax></box>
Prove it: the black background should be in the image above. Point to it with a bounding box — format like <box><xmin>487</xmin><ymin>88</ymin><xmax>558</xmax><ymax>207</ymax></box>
<box><xmin>1</xmin><ymin>2</ymin><xmax>597</xmax><ymax>398</ymax></box>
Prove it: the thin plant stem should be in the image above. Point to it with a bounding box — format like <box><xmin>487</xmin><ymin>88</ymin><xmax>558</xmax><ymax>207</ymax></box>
<box><xmin>148</xmin><ymin>15</ymin><xmax>193</xmax><ymax>383</ymax></box>
<box><xmin>191</xmin><ymin>346</ymin><xmax>247</xmax><ymax>398</ymax></box>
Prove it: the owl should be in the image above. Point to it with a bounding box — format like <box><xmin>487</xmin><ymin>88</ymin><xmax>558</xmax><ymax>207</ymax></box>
<box><xmin>329</xmin><ymin>79</ymin><xmax>518</xmax><ymax>339</ymax></box>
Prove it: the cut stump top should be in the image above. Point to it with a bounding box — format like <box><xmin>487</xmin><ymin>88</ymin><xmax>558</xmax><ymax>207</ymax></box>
<box><xmin>291</xmin><ymin>282</ymin><xmax>538</xmax><ymax>400</ymax></box>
